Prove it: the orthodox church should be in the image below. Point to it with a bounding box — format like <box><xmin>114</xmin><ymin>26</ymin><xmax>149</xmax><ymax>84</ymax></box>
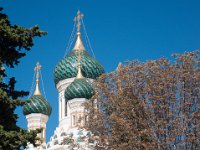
<box><xmin>23</xmin><ymin>11</ymin><xmax>105</xmax><ymax>150</ymax></box>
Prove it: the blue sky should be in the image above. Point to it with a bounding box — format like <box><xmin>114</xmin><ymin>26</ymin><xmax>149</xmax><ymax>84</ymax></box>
<box><xmin>1</xmin><ymin>0</ymin><xmax>200</xmax><ymax>142</ymax></box>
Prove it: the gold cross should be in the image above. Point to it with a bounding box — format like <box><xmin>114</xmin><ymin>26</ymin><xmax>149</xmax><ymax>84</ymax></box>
<box><xmin>74</xmin><ymin>10</ymin><xmax>84</xmax><ymax>32</ymax></box>
<box><xmin>34</xmin><ymin>62</ymin><xmax>41</xmax><ymax>72</ymax></box>
<box><xmin>34</xmin><ymin>62</ymin><xmax>41</xmax><ymax>81</ymax></box>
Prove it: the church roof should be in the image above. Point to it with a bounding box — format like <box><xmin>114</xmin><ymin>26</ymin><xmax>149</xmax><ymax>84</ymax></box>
<box><xmin>64</xmin><ymin>50</ymin><xmax>95</xmax><ymax>101</ymax></box>
<box><xmin>64</xmin><ymin>78</ymin><xmax>94</xmax><ymax>101</ymax></box>
<box><xmin>53</xmin><ymin>11</ymin><xmax>104</xmax><ymax>85</ymax></box>
<box><xmin>54</xmin><ymin>49</ymin><xmax>104</xmax><ymax>84</ymax></box>
<box><xmin>23</xmin><ymin>62</ymin><xmax>52</xmax><ymax>116</ymax></box>
<box><xmin>23</xmin><ymin>95</ymin><xmax>52</xmax><ymax>116</ymax></box>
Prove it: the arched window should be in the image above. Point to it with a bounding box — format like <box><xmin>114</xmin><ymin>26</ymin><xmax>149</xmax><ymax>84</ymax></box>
<box><xmin>65</xmin><ymin>102</ymin><xmax>67</xmax><ymax>116</ymax></box>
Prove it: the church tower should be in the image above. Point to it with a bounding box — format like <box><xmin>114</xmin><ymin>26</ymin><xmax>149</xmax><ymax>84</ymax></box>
<box><xmin>47</xmin><ymin>11</ymin><xmax>104</xmax><ymax>149</ymax></box>
<box><xmin>23</xmin><ymin>62</ymin><xmax>52</xmax><ymax>147</ymax></box>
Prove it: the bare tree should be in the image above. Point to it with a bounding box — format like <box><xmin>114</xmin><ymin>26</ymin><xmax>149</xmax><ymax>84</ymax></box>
<box><xmin>85</xmin><ymin>51</ymin><xmax>200</xmax><ymax>150</ymax></box>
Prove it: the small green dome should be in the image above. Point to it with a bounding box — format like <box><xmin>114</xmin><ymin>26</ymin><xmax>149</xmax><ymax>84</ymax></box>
<box><xmin>54</xmin><ymin>50</ymin><xmax>104</xmax><ymax>85</ymax></box>
<box><xmin>65</xmin><ymin>78</ymin><xmax>94</xmax><ymax>100</ymax></box>
<box><xmin>23</xmin><ymin>95</ymin><xmax>52</xmax><ymax>116</ymax></box>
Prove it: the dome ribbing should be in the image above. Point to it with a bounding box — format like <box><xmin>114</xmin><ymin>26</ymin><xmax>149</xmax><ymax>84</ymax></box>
<box><xmin>23</xmin><ymin>62</ymin><xmax>52</xmax><ymax>116</ymax></box>
<box><xmin>23</xmin><ymin>95</ymin><xmax>52</xmax><ymax>116</ymax></box>
<box><xmin>65</xmin><ymin>78</ymin><xmax>94</xmax><ymax>101</ymax></box>
<box><xmin>54</xmin><ymin>50</ymin><xmax>104</xmax><ymax>84</ymax></box>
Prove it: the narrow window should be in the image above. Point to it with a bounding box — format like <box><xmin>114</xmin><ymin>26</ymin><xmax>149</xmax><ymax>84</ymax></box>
<box><xmin>65</xmin><ymin>102</ymin><xmax>67</xmax><ymax>116</ymax></box>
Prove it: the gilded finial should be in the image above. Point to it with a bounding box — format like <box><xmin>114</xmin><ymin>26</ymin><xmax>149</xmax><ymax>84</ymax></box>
<box><xmin>34</xmin><ymin>62</ymin><xmax>41</xmax><ymax>95</ymax></box>
<box><xmin>73</xmin><ymin>10</ymin><xmax>85</xmax><ymax>51</ymax></box>
<box><xmin>76</xmin><ymin>50</ymin><xmax>84</xmax><ymax>79</ymax></box>
<box><xmin>74</xmin><ymin>10</ymin><xmax>84</xmax><ymax>32</ymax></box>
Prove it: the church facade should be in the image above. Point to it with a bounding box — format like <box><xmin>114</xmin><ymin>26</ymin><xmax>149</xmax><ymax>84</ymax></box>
<box><xmin>23</xmin><ymin>11</ymin><xmax>104</xmax><ymax>150</ymax></box>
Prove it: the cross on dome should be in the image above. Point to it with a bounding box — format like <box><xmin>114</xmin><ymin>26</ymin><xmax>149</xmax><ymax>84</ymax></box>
<box><xmin>34</xmin><ymin>62</ymin><xmax>42</xmax><ymax>95</ymax></box>
<box><xmin>74</xmin><ymin>10</ymin><xmax>84</xmax><ymax>32</ymax></box>
<box><xmin>53</xmin><ymin>10</ymin><xmax>105</xmax><ymax>84</ymax></box>
<box><xmin>73</xmin><ymin>10</ymin><xmax>85</xmax><ymax>51</ymax></box>
<box><xmin>34</xmin><ymin>62</ymin><xmax>41</xmax><ymax>81</ymax></box>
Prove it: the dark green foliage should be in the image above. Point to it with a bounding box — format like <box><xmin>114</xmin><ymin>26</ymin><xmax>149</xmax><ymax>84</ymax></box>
<box><xmin>0</xmin><ymin>8</ymin><xmax>46</xmax><ymax>149</ymax></box>
<box><xmin>0</xmin><ymin>7</ymin><xmax>46</xmax><ymax>68</ymax></box>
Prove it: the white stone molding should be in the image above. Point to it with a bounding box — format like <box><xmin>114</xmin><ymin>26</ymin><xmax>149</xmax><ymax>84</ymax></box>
<box><xmin>26</xmin><ymin>113</ymin><xmax>49</xmax><ymax>143</ymax></box>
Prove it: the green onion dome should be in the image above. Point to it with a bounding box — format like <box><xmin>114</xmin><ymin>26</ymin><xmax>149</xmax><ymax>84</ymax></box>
<box><xmin>23</xmin><ymin>62</ymin><xmax>52</xmax><ymax>116</ymax></box>
<box><xmin>54</xmin><ymin>33</ymin><xmax>104</xmax><ymax>85</ymax></box>
<box><xmin>23</xmin><ymin>95</ymin><xmax>52</xmax><ymax>116</ymax></box>
<box><xmin>65</xmin><ymin>78</ymin><xmax>94</xmax><ymax>101</ymax></box>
